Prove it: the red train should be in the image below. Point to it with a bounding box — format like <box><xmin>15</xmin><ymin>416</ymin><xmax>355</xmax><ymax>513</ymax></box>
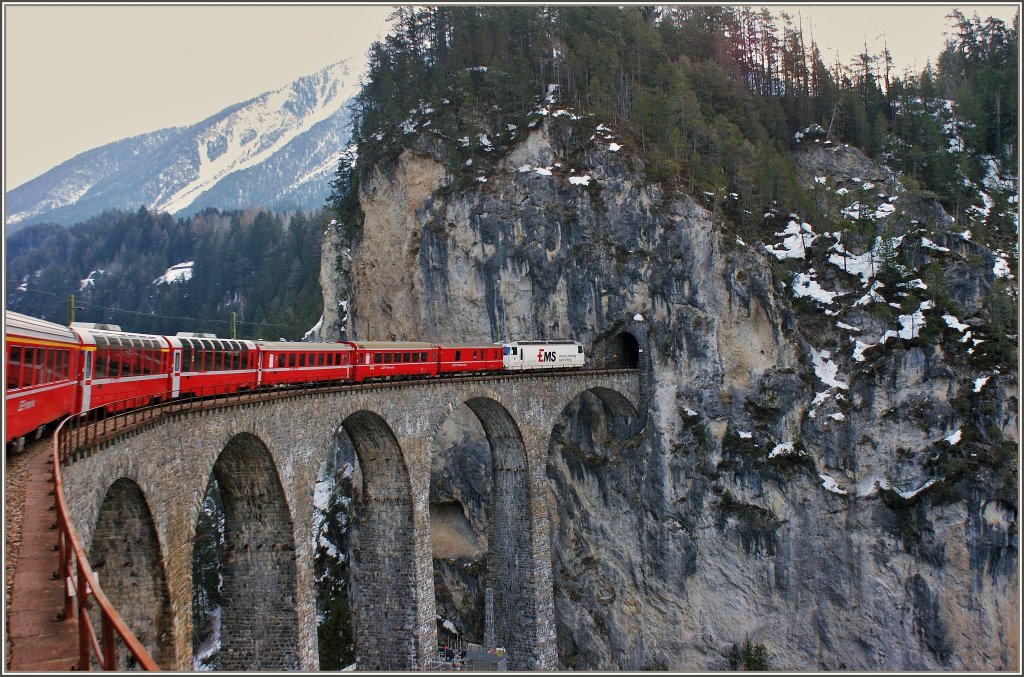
<box><xmin>4</xmin><ymin>311</ymin><xmax>585</xmax><ymax>451</ymax></box>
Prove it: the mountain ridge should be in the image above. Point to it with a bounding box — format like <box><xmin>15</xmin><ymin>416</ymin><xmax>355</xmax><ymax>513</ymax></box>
<box><xmin>5</xmin><ymin>59</ymin><xmax>358</xmax><ymax>232</ymax></box>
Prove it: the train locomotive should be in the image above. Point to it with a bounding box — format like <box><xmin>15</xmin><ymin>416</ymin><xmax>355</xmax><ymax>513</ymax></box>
<box><xmin>4</xmin><ymin>310</ymin><xmax>585</xmax><ymax>451</ymax></box>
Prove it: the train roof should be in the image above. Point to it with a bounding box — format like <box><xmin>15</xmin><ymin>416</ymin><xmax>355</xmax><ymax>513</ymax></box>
<box><xmin>5</xmin><ymin>310</ymin><xmax>79</xmax><ymax>344</ymax></box>
<box><xmin>257</xmin><ymin>341</ymin><xmax>353</xmax><ymax>351</ymax></box>
<box><xmin>503</xmin><ymin>340</ymin><xmax>581</xmax><ymax>345</ymax></box>
<box><xmin>345</xmin><ymin>341</ymin><xmax>438</xmax><ymax>350</ymax></box>
<box><xmin>437</xmin><ymin>342</ymin><xmax>503</xmax><ymax>349</ymax></box>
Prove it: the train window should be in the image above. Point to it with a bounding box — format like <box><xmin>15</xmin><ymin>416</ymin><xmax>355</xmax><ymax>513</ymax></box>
<box><xmin>316</xmin><ymin>353</ymin><xmax>323</xmax><ymax>367</ymax></box>
<box><xmin>384</xmin><ymin>353</ymin><xmax>392</xmax><ymax>364</ymax></box>
<box><xmin>198</xmin><ymin>340</ymin><xmax>210</xmax><ymax>371</ymax></box>
<box><xmin>285</xmin><ymin>354</ymin><xmax>294</xmax><ymax>368</ymax></box>
<box><xmin>37</xmin><ymin>349</ymin><xmax>47</xmax><ymax>383</ymax></box>
<box><xmin>472</xmin><ymin>351</ymin><xmax>477</xmax><ymax>360</ymax></box>
<box><xmin>46</xmin><ymin>349</ymin><xmax>57</xmax><ymax>382</ymax></box>
<box><xmin>298</xmin><ymin>354</ymin><xmax>306</xmax><ymax>367</ymax></box>
<box><xmin>84</xmin><ymin>352</ymin><xmax>92</xmax><ymax>380</ymax></box>
<box><xmin>578</xmin><ymin>346</ymin><xmax>583</xmax><ymax>353</ymax></box>
<box><xmin>39</xmin><ymin>348</ymin><xmax>49</xmax><ymax>383</ymax></box>
<box><xmin>94</xmin><ymin>348</ymin><xmax>107</xmax><ymax>379</ymax></box>
<box><xmin>22</xmin><ymin>347</ymin><xmax>35</xmax><ymax>385</ymax></box>
<box><xmin>403</xmin><ymin>352</ymin><xmax>410</xmax><ymax>363</ymax></box>
<box><xmin>8</xmin><ymin>346</ymin><xmax>22</xmax><ymax>389</ymax></box>
<box><xmin>512</xmin><ymin>347</ymin><xmax>518</xmax><ymax>355</ymax></box>
<box><xmin>373</xmin><ymin>352</ymin><xmax>381</xmax><ymax>364</ymax></box>
<box><xmin>454</xmin><ymin>350</ymin><xmax>461</xmax><ymax>361</ymax></box>
<box><xmin>411</xmin><ymin>352</ymin><xmax>419</xmax><ymax>363</ymax></box>
<box><xmin>181</xmin><ymin>342</ymin><xmax>193</xmax><ymax>372</ymax></box>
<box><xmin>503</xmin><ymin>346</ymin><xmax>510</xmax><ymax>355</ymax></box>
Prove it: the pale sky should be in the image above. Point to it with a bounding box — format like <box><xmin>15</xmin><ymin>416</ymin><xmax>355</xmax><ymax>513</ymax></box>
<box><xmin>3</xmin><ymin>3</ymin><xmax>1020</xmax><ymax>190</ymax></box>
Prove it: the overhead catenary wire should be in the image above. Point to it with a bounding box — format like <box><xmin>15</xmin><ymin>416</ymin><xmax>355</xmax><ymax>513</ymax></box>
<box><xmin>6</xmin><ymin>286</ymin><xmax>297</xmax><ymax>330</ymax></box>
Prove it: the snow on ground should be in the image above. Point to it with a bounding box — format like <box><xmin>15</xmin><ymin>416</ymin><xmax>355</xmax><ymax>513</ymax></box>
<box><xmin>852</xmin><ymin>340</ymin><xmax>875</xmax><ymax>362</ymax></box>
<box><xmin>881</xmin><ymin>302</ymin><xmax>931</xmax><ymax>343</ymax></box>
<box><xmin>993</xmin><ymin>254</ymin><xmax>1012</xmax><ymax>279</ymax></box>
<box><xmin>79</xmin><ymin>269</ymin><xmax>105</xmax><ymax>291</ymax></box>
<box><xmin>943</xmin><ymin>314</ymin><xmax>970</xmax><ymax>331</ymax></box>
<box><xmin>765</xmin><ymin>219</ymin><xmax>817</xmax><ymax>260</ymax></box>
<box><xmin>828</xmin><ymin>235</ymin><xmax>904</xmax><ymax>285</ymax></box>
<box><xmin>853</xmin><ymin>281</ymin><xmax>886</xmax><ymax>306</ymax></box>
<box><xmin>302</xmin><ymin>315</ymin><xmax>324</xmax><ymax>341</ymax></box>
<box><xmin>819</xmin><ymin>473</ymin><xmax>848</xmax><ymax>495</ymax></box>
<box><xmin>569</xmin><ymin>175</ymin><xmax>592</xmax><ymax>186</ymax></box>
<box><xmin>811</xmin><ymin>349</ymin><xmax>848</xmax><ymax>389</ymax></box>
<box><xmin>792</xmin><ymin>272</ymin><xmax>838</xmax><ymax>304</ymax></box>
<box><xmin>921</xmin><ymin>237</ymin><xmax>950</xmax><ymax>252</ymax></box>
<box><xmin>154</xmin><ymin>261</ymin><xmax>193</xmax><ymax>285</ymax></box>
<box><xmin>900</xmin><ymin>478</ymin><xmax>939</xmax><ymax>499</ymax></box>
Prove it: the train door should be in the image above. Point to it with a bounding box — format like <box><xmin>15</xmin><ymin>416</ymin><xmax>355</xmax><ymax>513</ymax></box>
<box><xmin>171</xmin><ymin>349</ymin><xmax>181</xmax><ymax>397</ymax></box>
<box><xmin>80</xmin><ymin>349</ymin><xmax>93</xmax><ymax>411</ymax></box>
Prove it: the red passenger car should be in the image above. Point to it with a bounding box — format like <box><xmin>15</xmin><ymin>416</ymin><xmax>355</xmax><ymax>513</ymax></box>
<box><xmin>167</xmin><ymin>334</ymin><xmax>259</xmax><ymax>398</ymax></box>
<box><xmin>347</xmin><ymin>341</ymin><xmax>439</xmax><ymax>383</ymax></box>
<box><xmin>5</xmin><ymin>311</ymin><xmax>82</xmax><ymax>450</ymax></box>
<box><xmin>70</xmin><ymin>323</ymin><xmax>174</xmax><ymax>413</ymax></box>
<box><xmin>257</xmin><ymin>341</ymin><xmax>354</xmax><ymax>387</ymax></box>
<box><xmin>437</xmin><ymin>343</ymin><xmax>504</xmax><ymax>376</ymax></box>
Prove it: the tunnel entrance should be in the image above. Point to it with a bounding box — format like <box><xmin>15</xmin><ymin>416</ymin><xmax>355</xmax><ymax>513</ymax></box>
<box><xmin>615</xmin><ymin>332</ymin><xmax>640</xmax><ymax>368</ymax></box>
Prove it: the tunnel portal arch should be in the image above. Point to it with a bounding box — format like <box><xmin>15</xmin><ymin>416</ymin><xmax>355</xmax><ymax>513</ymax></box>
<box><xmin>615</xmin><ymin>332</ymin><xmax>641</xmax><ymax>368</ymax></box>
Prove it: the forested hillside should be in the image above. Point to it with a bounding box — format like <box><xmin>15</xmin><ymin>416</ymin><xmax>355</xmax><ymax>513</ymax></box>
<box><xmin>5</xmin><ymin>206</ymin><xmax>328</xmax><ymax>340</ymax></box>
<box><xmin>332</xmin><ymin>5</ymin><xmax>1017</xmax><ymax>251</ymax></box>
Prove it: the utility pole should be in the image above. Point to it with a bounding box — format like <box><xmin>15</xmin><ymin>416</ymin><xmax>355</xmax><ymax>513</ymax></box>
<box><xmin>231</xmin><ymin>312</ymin><xmax>237</xmax><ymax>339</ymax></box>
<box><xmin>67</xmin><ymin>294</ymin><xmax>75</xmax><ymax>326</ymax></box>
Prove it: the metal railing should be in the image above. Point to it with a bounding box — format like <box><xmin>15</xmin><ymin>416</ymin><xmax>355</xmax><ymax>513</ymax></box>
<box><xmin>53</xmin><ymin>416</ymin><xmax>160</xmax><ymax>671</ymax></box>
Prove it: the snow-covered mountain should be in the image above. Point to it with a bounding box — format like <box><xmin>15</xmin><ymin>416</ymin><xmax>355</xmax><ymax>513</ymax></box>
<box><xmin>5</xmin><ymin>59</ymin><xmax>358</xmax><ymax>232</ymax></box>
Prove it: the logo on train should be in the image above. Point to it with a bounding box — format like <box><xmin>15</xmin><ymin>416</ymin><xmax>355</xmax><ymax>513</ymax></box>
<box><xmin>537</xmin><ymin>349</ymin><xmax>558</xmax><ymax>363</ymax></box>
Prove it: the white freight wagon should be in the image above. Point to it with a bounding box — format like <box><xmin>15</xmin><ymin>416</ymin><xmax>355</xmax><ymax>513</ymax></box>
<box><xmin>500</xmin><ymin>340</ymin><xmax>585</xmax><ymax>371</ymax></box>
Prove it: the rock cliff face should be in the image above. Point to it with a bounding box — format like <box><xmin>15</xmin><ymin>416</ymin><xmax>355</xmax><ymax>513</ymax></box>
<box><xmin>318</xmin><ymin>114</ymin><xmax>1018</xmax><ymax>670</ymax></box>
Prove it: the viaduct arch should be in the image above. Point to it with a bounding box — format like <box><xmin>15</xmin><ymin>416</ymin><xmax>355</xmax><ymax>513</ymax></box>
<box><xmin>58</xmin><ymin>371</ymin><xmax>641</xmax><ymax>671</ymax></box>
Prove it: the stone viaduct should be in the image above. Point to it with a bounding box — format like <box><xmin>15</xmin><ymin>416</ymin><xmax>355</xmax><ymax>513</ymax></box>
<box><xmin>59</xmin><ymin>367</ymin><xmax>644</xmax><ymax>671</ymax></box>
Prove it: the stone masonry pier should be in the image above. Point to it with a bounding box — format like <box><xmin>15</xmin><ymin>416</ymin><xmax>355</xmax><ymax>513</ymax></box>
<box><xmin>57</xmin><ymin>369</ymin><xmax>641</xmax><ymax>671</ymax></box>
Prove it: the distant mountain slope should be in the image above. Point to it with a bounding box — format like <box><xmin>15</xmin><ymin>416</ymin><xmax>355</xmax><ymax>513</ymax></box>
<box><xmin>5</xmin><ymin>60</ymin><xmax>357</xmax><ymax>233</ymax></box>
